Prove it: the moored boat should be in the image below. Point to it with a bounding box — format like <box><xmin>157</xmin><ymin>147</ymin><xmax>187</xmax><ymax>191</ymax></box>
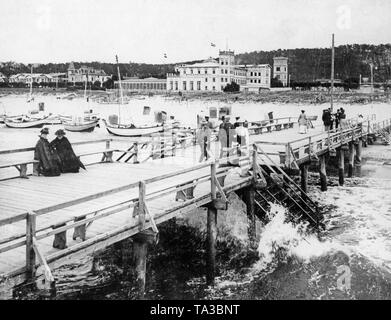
<box><xmin>102</xmin><ymin>119</ymin><xmax>163</xmax><ymax>137</ymax></box>
<box><xmin>63</xmin><ymin>118</ymin><xmax>100</xmax><ymax>132</ymax></box>
<box><xmin>4</xmin><ymin>115</ymin><xmax>50</xmax><ymax>128</ymax></box>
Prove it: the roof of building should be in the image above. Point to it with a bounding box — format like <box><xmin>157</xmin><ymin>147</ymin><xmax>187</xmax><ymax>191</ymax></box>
<box><xmin>273</xmin><ymin>56</ymin><xmax>288</xmax><ymax>60</ymax></box>
<box><xmin>236</xmin><ymin>64</ymin><xmax>271</xmax><ymax>69</ymax></box>
<box><xmin>120</xmin><ymin>77</ymin><xmax>166</xmax><ymax>83</ymax></box>
<box><xmin>177</xmin><ymin>60</ymin><xmax>219</xmax><ymax>68</ymax></box>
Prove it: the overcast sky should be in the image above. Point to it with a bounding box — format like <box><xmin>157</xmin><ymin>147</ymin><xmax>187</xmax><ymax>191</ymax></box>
<box><xmin>0</xmin><ymin>0</ymin><xmax>390</xmax><ymax>64</ymax></box>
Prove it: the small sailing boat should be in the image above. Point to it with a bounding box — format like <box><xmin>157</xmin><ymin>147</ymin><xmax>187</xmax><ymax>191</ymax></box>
<box><xmin>103</xmin><ymin>55</ymin><xmax>164</xmax><ymax>137</ymax></box>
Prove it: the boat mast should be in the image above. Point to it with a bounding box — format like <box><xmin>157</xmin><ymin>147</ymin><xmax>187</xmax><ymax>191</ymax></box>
<box><xmin>28</xmin><ymin>65</ymin><xmax>33</xmax><ymax>102</ymax></box>
<box><xmin>330</xmin><ymin>33</ymin><xmax>335</xmax><ymax>112</ymax></box>
<box><xmin>84</xmin><ymin>70</ymin><xmax>88</xmax><ymax>100</ymax></box>
<box><xmin>116</xmin><ymin>55</ymin><xmax>124</xmax><ymax>124</ymax></box>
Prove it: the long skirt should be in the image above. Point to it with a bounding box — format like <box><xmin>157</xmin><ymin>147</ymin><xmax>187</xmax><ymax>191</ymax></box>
<box><xmin>299</xmin><ymin>124</ymin><xmax>307</xmax><ymax>134</ymax></box>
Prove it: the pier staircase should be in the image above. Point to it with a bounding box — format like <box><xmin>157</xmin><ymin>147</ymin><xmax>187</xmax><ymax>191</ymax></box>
<box><xmin>254</xmin><ymin>147</ymin><xmax>322</xmax><ymax>229</ymax></box>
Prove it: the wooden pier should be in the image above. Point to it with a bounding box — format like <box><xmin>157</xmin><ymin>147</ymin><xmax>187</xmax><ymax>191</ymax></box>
<box><xmin>0</xmin><ymin>115</ymin><xmax>390</xmax><ymax>298</ymax></box>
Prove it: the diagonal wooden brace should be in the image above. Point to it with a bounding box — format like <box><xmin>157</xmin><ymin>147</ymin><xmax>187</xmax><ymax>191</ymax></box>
<box><xmin>33</xmin><ymin>238</ymin><xmax>56</xmax><ymax>295</ymax></box>
<box><xmin>213</xmin><ymin>176</ymin><xmax>228</xmax><ymax>210</ymax></box>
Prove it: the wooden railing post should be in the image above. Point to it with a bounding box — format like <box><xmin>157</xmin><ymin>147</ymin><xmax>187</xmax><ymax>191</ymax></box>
<box><xmin>172</xmin><ymin>132</ymin><xmax>177</xmax><ymax>157</ymax></box>
<box><xmin>285</xmin><ymin>143</ymin><xmax>291</xmax><ymax>169</ymax></box>
<box><xmin>26</xmin><ymin>211</ymin><xmax>36</xmax><ymax>279</ymax></box>
<box><xmin>210</xmin><ymin>161</ymin><xmax>217</xmax><ymax>201</ymax></box>
<box><xmin>138</xmin><ymin>181</ymin><xmax>146</xmax><ymax>231</ymax></box>
<box><xmin>133</xmin><ymin>142</ymin><xmax>139</xmax><ymax>164</ymax></box>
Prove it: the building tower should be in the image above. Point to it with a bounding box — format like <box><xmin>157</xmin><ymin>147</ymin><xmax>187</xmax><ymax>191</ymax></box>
<box><xmin>273</xmin><ymin>56</ymin><xmax>289</xmax><ymax>87</ymax></box>
<box><xmin>219</xmin><ymin>50</ymin><xmax>235</xmax><ymax>88</ymax></box>
<box><xmin>67</xmin><ymin>62</ymin><xmax>76</xmax><ymax>84</ymax></box>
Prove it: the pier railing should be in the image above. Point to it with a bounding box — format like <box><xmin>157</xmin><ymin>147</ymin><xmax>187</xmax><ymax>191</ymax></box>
<box><xmin>0</xmin><ymin>144</ymin><xmax>255</xmax><ymax>286</ymax></box>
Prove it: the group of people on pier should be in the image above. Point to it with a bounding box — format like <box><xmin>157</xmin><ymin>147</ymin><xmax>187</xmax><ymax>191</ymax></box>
<box><xmin>322</xmin><ymin>108</ymin><xmax>348</xmax><ymax>131</ymax></box>
<box><xmin>34</xmin><ymin>128</ymin><xmax>85</xmax><ymax>176</ymax></box>
<box><xmin>197</xmin><ymin>115</ymin><xmax>250</xmax><ymax>162</ymax></box>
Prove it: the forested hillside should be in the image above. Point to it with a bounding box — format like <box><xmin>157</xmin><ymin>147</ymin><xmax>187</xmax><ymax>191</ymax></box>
<box><xmin>1</xmin><ymin>44</ymin><xmax>390</xmax><ymax>83</ymax></box>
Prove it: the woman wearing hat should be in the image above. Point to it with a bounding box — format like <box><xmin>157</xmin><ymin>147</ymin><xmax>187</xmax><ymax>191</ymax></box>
<box><xmin>34</xmin><ymin>128</ymin><xmax>61</xmax><ymax>176</ymax></box>
<box><xmin>50</xmin><ymin>129</ymin><xmax>85</xmax><ymax>173</ymax></box>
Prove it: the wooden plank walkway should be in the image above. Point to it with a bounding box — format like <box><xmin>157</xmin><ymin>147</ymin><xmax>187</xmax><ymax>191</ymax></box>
<box><xmin>1</xmin><ymin>115</ymin><xmax>390</xmax><ymax>293</ymax></box>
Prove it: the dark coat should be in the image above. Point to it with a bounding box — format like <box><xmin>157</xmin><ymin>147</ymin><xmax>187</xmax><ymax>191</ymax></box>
<box><xmin>223</xmin><ymin>122</ymin><xmax>235</xmax><ymax>147</ymax></box>
<box><xmin>322</xmin><ymin>111</ymin><xmax>332</xmax><ymax>126</ymax></box>
<box><xmin>50</xmin><ymin>137</ymin><xmax>85</xmax><ymax>173</ymax></box>
<box><xmin>34</xmin><ymin>137</ymin><xmax>61</xmax><ymax>176</ymax></box>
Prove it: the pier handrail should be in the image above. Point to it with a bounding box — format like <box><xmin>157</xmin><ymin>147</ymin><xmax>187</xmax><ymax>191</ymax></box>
<box><xmin>0</xmin><ymin>143</ymin><xmax>254</xmax><ymax>282</ymax></box>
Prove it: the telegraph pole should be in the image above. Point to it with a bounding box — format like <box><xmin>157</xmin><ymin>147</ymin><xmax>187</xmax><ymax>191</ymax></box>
<box><xmin>330</xmin><ymin>33</ymin><xmax>335</xmax><ymax>112</ymax></box>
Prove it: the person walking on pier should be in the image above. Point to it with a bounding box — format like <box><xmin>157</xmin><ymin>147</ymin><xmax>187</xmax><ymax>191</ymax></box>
<box><xmin>322</xmin><ymin>108</ymin><xmax>332</xmax><ymax>131</ymax></box>
<box><xmin>50</xmin><ymin>129</ymin><xmax>86</xmax><ymax>173</ymax></box>
<box><xmin>34</xmin><ymin>127</ymin><xmax>61</xmax><ymax>177</ymax></box>
<box><xmin>339</xmin><ymin>108</ymin><xmax>347</xmax><ymax>129</ymax></box>
<box><xmin>235</xmin><ymin>120</ymin><xmax>250</xmax><ymax>156</ymax></box>
<box><xmin>298</xmin><ymin>110</ymin><xmax>308</xmax><ymax>134</ymax></box>
<box><xmin>335</xmin><ymin>109</ymin><xmax>341</xmax><ymax>129</ymax></box>
<box><xmin>197</xmin><ymin>120</ymin><xmax>211</xmax><ymax>162</ymax></box>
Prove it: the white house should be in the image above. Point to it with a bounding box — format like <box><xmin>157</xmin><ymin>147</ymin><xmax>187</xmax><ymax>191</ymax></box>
<box><xmin>166</xmin><ymin>50</ymin><xmax>271</xmax><ymax>93</ymax></box>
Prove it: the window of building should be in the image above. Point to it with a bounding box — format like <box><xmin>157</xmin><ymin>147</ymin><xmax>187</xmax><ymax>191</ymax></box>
<box><xmin>221</xmin><ymin>78</ymin><xmax>224</xmax><ymax>82</ymax></box>
<box><xmin>205</xmin><ymin>69</ymin><xmax>207</xmax><ymax>74</ymax></box>
<box><xmin>197</xmin><ymin>81</ymin><xmax>201</xmax><ymax>90</ymax></box>
<box><xmin>205</xmin><ymin>78</ymin><xmax>208</xmax><ymax>82</ymax></box>
<box><xmin>250</xmin><ymin>72</ymin><xmax>253</xmax><ymax>76</ymax></box>
<box><xmin>190</xmin><ymin>81</ymin><xmax>194</xmax><ymax>90</ymax></box>
<box><xmin>212</xmin><ymin>86</ymin><xmax>215</xmax><ymax>91</ymax></box>
<box><xmin>198</xmin><ymin>69</ymin><xmax>201</xmax><ymax>74</ymax></box>
<box><xmin>175</xmin><ymin>81</ymin><xmax>178</xmax><ymax>90</ymax></box>
<box><xmin>205</xmin><ymin>86</ymin><xmax>208</xmax><ymax>90</ymax></box>
<box><xmin>190</xmin><ymin>69</ymin><xmax>193</xmax><ymax>74</ymax></box>
<box><xmin>213</xmin><ymin>78</ymin><xmax>215</xmax><ymax>82</ymax></box>
<box><xmin>183</xmin><ymin>81</ymin><xmax>187</xmax><ymax>90</ymax></box>
<box><xmin>170</xmin><ymin>81</ymin><xmax>173</xmax><ymax>90</ymax></box>
<box><xmin>221</xmin><ymin>69</ymin><xmax>224</xmax><ymax>74</ymax></box>
<box><xmin>226</xmin><ymin>61</ymin><xmax>228</xmax><ymax>65</ymax></box>
<box><xmin>250</xmin><ymin>79</ymin><xmax>253</xmax><ymax>83</ymax></box>
<box><xmin>225</xmin><ymin>78</ymin><xmax>228</xmax><ymax>82</ymax></box>
<box><xmin>212</xmin><ymin>69</ymin><xmax>216</xmax><ymax>74</ymax></box>
<box><xmin>276</xmin><ymin>67</ymin><xmax>280</xmax><ymax>72</ymax></box>
<box><xmin>284</xmin><ymin>67</ymin><xmax>287</xmax><ymax>71</ymax></box>
<box><xmin>221</xmin><ymin>85</ymin><xmax>224</xmax><ymax>90</ymax></box>
<box><xmin>221</xmin><ymin>61</ymin><xmax>224</xmax><ymax>65</ymax></box>
<box><xmin>225</xmin><ymin>69</ymin><xmax>227</xmax><ymax>74</ymax></box>
<box><xmin>258</xmin><ymin>79</ymin><xmax>261</xmax><ymax>83</ymax></box>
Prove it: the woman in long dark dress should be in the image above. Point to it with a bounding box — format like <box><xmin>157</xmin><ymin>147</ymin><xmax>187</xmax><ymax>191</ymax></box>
<box><xmin>34</xmin><ymin>127</ymin><xmax>61</xmax><ymax>177</ymax></box>
<box><xmin>50</xmin><ymin>129</ymin><xmax>85</xmax><ymax>173</ymax></box>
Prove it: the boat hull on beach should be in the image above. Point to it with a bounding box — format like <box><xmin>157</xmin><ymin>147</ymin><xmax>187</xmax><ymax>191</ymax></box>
<box><xmin>4</xmin><ymin>116</ymin><xmax>49</xmax><ymax>128</ymax></box>
<box><xmin>102</xmin><ymin>119</ymin><xmax>164</xmax><ymax>137</ymax></box>
<box><xmin>63</xmin><ymin>119</ymin><xmax>100</xmax><ymax>132</ymax></box>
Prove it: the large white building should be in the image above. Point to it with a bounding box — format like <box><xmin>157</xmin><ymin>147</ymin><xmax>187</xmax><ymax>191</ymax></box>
<box><xmin>166</xmin><ymin>50</ymin><xmax>271</xmax><ymax>93</ymax></box>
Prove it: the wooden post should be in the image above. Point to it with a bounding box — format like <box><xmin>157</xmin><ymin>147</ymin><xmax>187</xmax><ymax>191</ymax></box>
<box><xmin>211</xmin><ymin>162</ymin><xmax>217</xmax><ymax>201</ymax></box>
<box><xmin>138</xmin><ymin>181</ymin><xmax>146</xmax><ymax>231</ymax></box>
<box><xmin>243</xmin><ymin>187</ymin><xmax>257</xmax><ymax>248</ymax></box>
<box><xmin>172</xmin><ymin>133</ymin><xmax>177</xmax><ymax>157</ymax></box>
<box><xmin>338</xmin><ymin>148</ymin><xmax>345</xmax><ymax>186</ymax></box>
<box><xmin>131</xmin><ymin>229</ymin><xmax>157</xmax><ymax>299</ymax></box>
<box><xmin>20</xmin><ymin>164</ymin><xmax>28</xmax><ymax>178</ymax></box>
<box><xmin>300</xmin><ymin>164</ymin><xmax>308</xmax><ymax>194</ymax></box>
<box><xmin>355</xmin><ymin>139</ymin><xmax>362</xmax><ymax>166</ymax></box>
<box><xmin>160</xmin><ymin>138</ymin><xmax>165</xmax><ymax>158</ymax></box>
<box><xmin>133</xmin><ymin>142</ymin><xmax>139</xmax><ymax>164</ymax></box>
<box><xmin>285</xmin><ymin>143</ymin><xmax>291</xmax><ymax>169</ymax></box>
<box><xmin>33</xmin><ymin>162</ymin><xmax>39</xmax><ymax>176</ymax></box>
<box><xmin>348</xmin><ymin>142</ymin><xmax>355</xmax><ymax>177</ymax></box>
<box><xmin>319</xmin><ymin>155</ymin><xmax>327</xmax><ymax>191</ymax></box>
<box><xmin>206</xmin><ymin>205</ymin><xmax>217</xmax><ymax>285</ymax></box>
<box><xmin>26</xmin><ymin>211</ymin><xmax>36</xmax><ymax>280</ymax></box>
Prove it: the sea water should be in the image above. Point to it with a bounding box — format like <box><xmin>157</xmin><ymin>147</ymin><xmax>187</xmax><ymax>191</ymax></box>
<box><xmin>2</xmin><ymin>94</ymin><xmax>391</xmax><ymax>299</ymax></box>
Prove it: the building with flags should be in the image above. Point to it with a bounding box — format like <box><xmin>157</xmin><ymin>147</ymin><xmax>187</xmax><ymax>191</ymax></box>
<box><xmin>166</xmin><ymin>49</ymin><xmax>271</xmax><ymax>93</ymax></box>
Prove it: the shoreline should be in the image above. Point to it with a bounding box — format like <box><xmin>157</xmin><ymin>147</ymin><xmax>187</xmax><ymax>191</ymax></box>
<box><xmin>1</xmin><ymin>87</ymin><xmax>390</xmax><ymax>105</ymax></box>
